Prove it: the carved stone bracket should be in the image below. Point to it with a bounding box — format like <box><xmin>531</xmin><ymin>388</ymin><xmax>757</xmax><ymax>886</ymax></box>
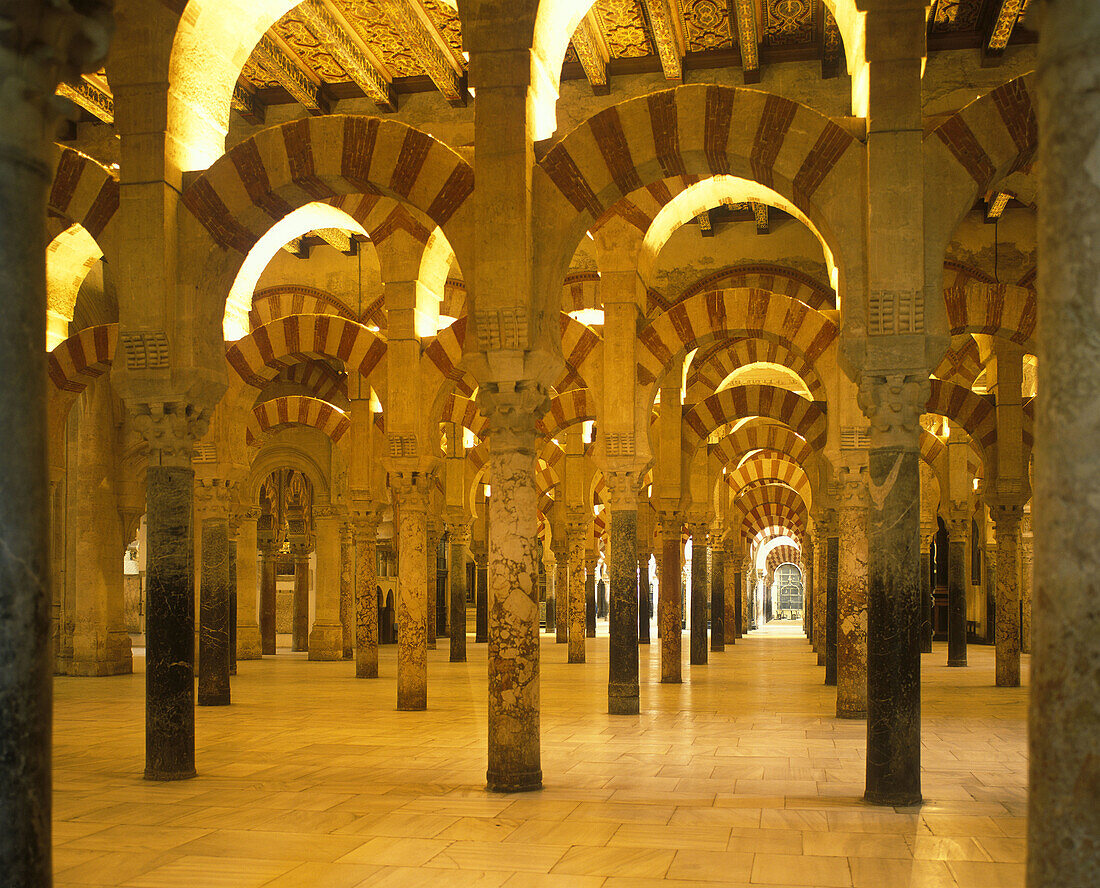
<box><xmin>132</xmin><ymin>402</ymin><xmax>212</xmax><ymax>468</ymax></box>
<box><xmin>477</xmin><ymin>381</ymin><xmax>550</xmax><ymax>455</ymax></box>
<box><xmin>856</xmin><ymin>373</ymin><xmax>931</xmax><ymax>450</ymax></box>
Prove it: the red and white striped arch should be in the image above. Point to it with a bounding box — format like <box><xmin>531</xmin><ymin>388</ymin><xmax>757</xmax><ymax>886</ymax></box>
<box><xmin>683</xmin><ymin>384</ymin><xmax>827</xmax><ymax>455</ymax></box>
<box><xmin>246</xmin><ymin>395</ymin><xmax>351</xmax><ymax>448</ymax></box>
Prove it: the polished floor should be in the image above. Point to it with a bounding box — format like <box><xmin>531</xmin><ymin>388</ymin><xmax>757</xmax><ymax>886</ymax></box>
<box><xmin>53</xmin><ymin>622</ymin><xmax>1029</xmax><ymax>887</ymax></box>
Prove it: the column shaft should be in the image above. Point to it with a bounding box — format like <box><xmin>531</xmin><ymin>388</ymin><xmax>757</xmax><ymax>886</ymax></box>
<box><xmin>448</xmin><ymin>525</ymin><xmax>469</xmax><ymax>663</ymax></box>
<box><xmin>394</xmin><ymin>483</ymin><xmax>428</xmax><ymax>710</ymax></box>
<box><xmin>638</xmin><ymin>551</ymin><xmax>651</xmax><ymax>645</ymax></box>
<box><xmin>475</xmin><ymin>558</ymin><xmax>488</xmax><ymax>643</ymax></box>
<box><xmin>426</xmin><ymin>527</ymin><xmax>438</xmax><ymax>650</ymax></box>
<box><xmin>727</xmin><ymin>559</ymin><xmax>739</xmax><ymax>644</ymax></box>
<box><xmin>1031</xmin><ymin>8</ymin><xmax>1100</xmax><ymax>879</ymax></box>
<box><xmin>354</xmin><ymin>519</ymin><xmax>379</xmax><ymax>678</ymax></box>
<box><xmin>947</xmin><ymin>529</ymin><xmax>968</xmax><ymax>667</ymax></box>
<box><xmin>689</xmin><ymin>527</ymin><xmax>708</xmax><ymax>665</ymax></box>
<box><xmin>259</xmin><ymin>553</ymin><xmax>276</xmax><ymax>655</ymax></box>
<box><xmin>608</xmin><ymin>504</ymin><xmax>639</xmax><ymax>715</ymax></box>
<box><xmin>554</xmin><ymin>550</ymin><xmax>568</xmax><ymax>643</ymax></box>
<box><xmin>836</xmin><ymin>487</ymin><xmax>868</xmax><ymax>720</ymax></box>
<box><xmin>710</xmin><ymin>545</ymin><xmax>724</xmax><ymax>652</ymax></box>
<box><xmin>340</xmin><ymin>524</ymin><xmax>353</xmax><ymax>659</ymax></box>
<box><xmin>658</xmin><ymin>521</ymin><xmax>682</xmax><ymax>683</ymax></box>
<box><xmin>144</xmin><ymin>466</ymin><xmax>196</xmax><ymax>780</ymax></box>
<box><xmin>227</xmin><ymin>539</ymin><xmax>237</xmax><ymax>675</ymax></box>
<box><xmin>197</xmin><ymin>518</ymin><xmax>230</xmax><ymax>707</ymax></box>
<box><xmin>824</xmin><ymin>536</ymin><xmax>839</xmax><ymax>686</ymax></box>
<box><xmin>292</xmin><ymin>557</ymin><xmax>309</xmax><ymax>653</ymax></box>
<box><xmin>920</xmin><ymin>546</ymin><xmax>933</xmax><ymax>654</ymax></box>
<box><xmin>308</xmin><ymin>515</ymin><xmax>342</xmax><ymax>660</ymax></box>
<box><xmin>992</xmin><ymin>508</ymin><xmax>1022</xmax><ymax>687</ymax></box>
<box><xmin>585</xmin><ymin>560</ymin><xmax>597</xmax><ymax>638</ymax></box>
<box><xmin>567</xmin><ymin>523</ymin><xmax>586</xmax><ymax>663</ymax></box>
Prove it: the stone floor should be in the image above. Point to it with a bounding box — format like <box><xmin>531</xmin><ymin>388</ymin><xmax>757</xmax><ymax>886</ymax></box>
<box><xmin>53</xmin><ymin>621</ymin><xmax>1029</xmax><ymax>887</ymax></box>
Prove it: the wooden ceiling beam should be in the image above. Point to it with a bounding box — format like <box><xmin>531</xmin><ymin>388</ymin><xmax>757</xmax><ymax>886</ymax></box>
<box><xmin>56</xmin><ymin>74</ymin><xmax>114</xmax><ymax>124</ymax></box>
<box><xmin>571</xmin><ymin>11</ymin><xmax>610</xmax><ymax>95</ymax></box>
<box><xmin>641</xmin><ymin>0</ymin><xmax>684</xmax><ymax>83</ymax></box>
<box><xmin>729</xmin><ymin>0</ymin><xmax>761</xmax><ymax>84</ymax></box>
<box><xmin>300</xmin><ymin>0</ymin><xmax>396</xmax><ymax>111</ymax></box>
<box><xmin>231</xmin><ymin>81</ymin><xmax>266</xmax><ymax>126</ymax></box>
<box><xmin>982</xmin><ymin>0</ymin><xmax>1029</xmax><ymax>66</ymax></box>
<box><xmin>753</xmin><ymin>202</ymin><xmax>770</xmax><ymax>235</ymax></box>
<box><xmin>821</xmin><ymin>4</ymin><xmax>842</xmax><ymax>79</ymax></box>
<box><xmin>379</xmin><ymin>0</ymin><xmax>467</xmax><ymax>106</ymax></box>
<box><xmin>253</xmin><ymin>33</ymin><xmax>331</xmax><ymax>114</ymax></box>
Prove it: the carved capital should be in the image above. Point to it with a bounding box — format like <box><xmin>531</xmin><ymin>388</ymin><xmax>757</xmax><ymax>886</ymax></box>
<box><xmin>991</xmin><ymin>502</ymin><xmax>1024</xmax><ymax>536</ymax></box>
<box><xmin>476</xmin><ymin>381</ymin><xmax>550</xmax><ymax>455</ymax></box>
<box><xmin>132</xmin><ymin>402</ymin><xmax>211</xmax><ymax>468</ymax></box>
<box><xmin>813</xmin><ymin>507</ymin><xmax>838</xmax><ymax>536</ymax></box>
<box><xmin>194</xmin><ymin>478</ymin><xmax>236</xmax><ymax>518</ymax></box>
<box><xmin>944</xmin><ymin>515</ymin><xmax>969</xmax><ymax>543</ymax></box>
<box><xmin>389</xmin><ymin>470</ymin><xmax>433</xmax><ymax>510</ymax></box>
<box><xmin>655</xmin><ymin>510</ymin><xmax>683</xmax><ymax>545</ymax></box>
<box><xmin>605</xmin><ymin>469</ymin><xmax>638</xmax><ymax>511</ymax></box>
<box><xmin>445</xmin><ymin>519</ymin><xmax>471</xmax><ymax>548</ymax></box>
<box><xmin>856</xmin><ymin>373</ymin><xmax>930</xmax><ymax>449</ymax></box>
<box><xmin>836</xmin><ymin>466</ymin><xmax>869</xmax><ymax>511</ymax></box>
<box><xmin>564</xmin><ymin>507</ymin><xmax>590</xmax><ymax>540</ymax></box>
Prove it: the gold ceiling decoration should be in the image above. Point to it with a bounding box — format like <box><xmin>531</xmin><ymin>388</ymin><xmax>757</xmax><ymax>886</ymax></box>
<box><xmin>594</xmin><ymin>0</ymin><xmax>654</xmax><ymax>59</ymax></box>
<box><xmin>677</xmin><ymin>0</ymin><xmax>733</xmax><ymax>52</ymax></box>
<box><xmin>764</xmin><ymin>0</ymin><xmax>814</xmax><ymax>46</ymax></box>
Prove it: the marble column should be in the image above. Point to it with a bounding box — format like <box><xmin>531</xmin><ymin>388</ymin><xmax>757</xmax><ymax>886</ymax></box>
<box><xmin>1032</xmin><ymin>8</ymin><xmax>1100</xmax><ymax>880</ymax></box>
<box><xmin>136</xmin><ymin>407</ymin><xmax>210</xmax><ymax>782</ymax></box>
<box><xmin>197</xmin><ymin>516</ymin><xmax>230</xmax><ymax>707</ymax></box>
<box><xmin>447</xmin><ymin>518</ymin><xmax>470</xmax><ymax>663</ymax></box>
<box><xmin>291</xmin><ymin>553</ymin><xmax>310</xmax><ymax>653</ymax></box>
<box><xmin>474</xmin><ymin>552</ymin><xmax>488</xmax><ymax>643</ymax></box>
<box><xmin>813</xmin><ymin>526</ymin><xmax>829</xmax><ymax>664</ymax></box>
<box><xmin>946</xmin><ymin>517</ymin><xmax>968</xmax><ymax>667</ymax></box>
<box><xmin>566</xmin><ymin>513</ymin><xmax>587</xmax><ymax>664</ymax></box>
<box><xmin>235</xmin><ymin>511</ymin><xmax>262</xmax><ymax>659</ymax></box>
<box><xmin>638</xmin><ymin>548</ymin><xmax>651</xmax><ymax>645</ymax></box>
<box><xmin>710</xmin><ymin>541</ymin><xmax>724</xmax><ymax>653</ymax></box>
<box><xmin>803</xmin><ymin>536</ymin><xmax>815</xmax><ymax>649</ymax></box>
<box><xmin>607</xmin><ymin>472</ymin><xmax>639</xmax><ymax>715</ymax></box>
<box><xmin>741</xmin><ymin>556</ymin><xmax>751</xmax><ymax>638</ymax></box>
<box><xmin>544</xmin><ymin>551</ymin><xmax>556</xmax><ymax>635</ymax></box>
<box><xmin>726</xmin><ymin>542</ymin><xmax>739</xmax><ymax>643</ymax></box>
<box><xmin>919</xmin><ymin>526</ymin><xmax>935</xmax><ymax>655</ymax></box>
<box><xmin>585</xmin><ymin>556</ymin><xmax>597</xmax><ymax>638</ymax></box>
<box><xmin>339</xmin><ymin>522</ymin><xmax>354</xmax><ymax>659</ymax></box>
<box><xmin>392</xmin><ymin>474</ymin><xmax>429</xmax><ymax>710</ymax></box>
<box><xmin>353</xmin><ymin>512</ymin><xmax>380</xmax><ymax>678</ymax></box>
<box><xmin>991</xmin><ymin>504</ymin><xmax>1023</xmax><ymax>687</ymax></box>
<box><xmin>1020</xmin><ymin>514</ymin><xmax>1032</xmax><ymax>655</ymax></box>
<box><xmin>552</xmin><ymin>542</ymin><xmax>568</xmax><ymax>644</ymax></box>
<box><xmin>0</xmin><ymin>12</ymin><xmax>109</xmax><ymax>876</ymax></box>
<box><xmin>689</xmin><ymin>523</ymin><xmax>709</xmax><ymax>666</ymax></box>
<box><xmin>308</xmin><ymin>510</ymin><xmax>343</xmax><ymax>660</ymax></box>
<box><xmin>657</xmin><ymin>514</ymin><xmax>682</xmax><ymax>683</ymax></box>
<box><xmin>259</xmin><ymin>550</ymin><xmax>277</xmax><ymax>655</ymax></box>
<box><xmin>227</xmin><ymin>537</ymin><xmax>237</xmax><ymax>676</ymax></box>
<box><xmin>426</xmin><ymin>520</ymin><xmax>440</xmax><ymax>650</ymax></box>
<box><xmin>480</xmin><ymin>389</ymin><xmax>544</xmax><ymax>793</ymax></box>
<box><xmin>824</xmin><ymin>533</ymin><xmax>839</xmax><ymax>686</ymax></box>
<box><xmin>836</xmin><ymin>470</ymin><xmax>869</xmax><ymax>719</ymax></box>
<box><xmin>857</xmin><ymin>376</ymin><xmax>926</xmax><ymax>806</ymax></box>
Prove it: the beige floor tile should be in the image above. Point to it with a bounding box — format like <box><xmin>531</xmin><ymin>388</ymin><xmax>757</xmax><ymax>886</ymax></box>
<box><xmin>369</xmin><ymin>865</ymin><xmax>512</xmax><ymax>887</ymax></box>
<box><xmin>751</xmin><ymin>853</ymin><xmax>853</xmax><ymax>887</ymax></box>
<box><xmin>63</xmin><ymin>825</ymin><xmax>211</xmax><ymax>854</ymax></box>
<box><xmin>551</xmin><ymin>845</ymin><xmax>675</xmax><ymax>879</ymax></box>
<box><xmin>801</xmin><ymin>831</ymin><xmax>913</xmax><ymax>859</ymax></box>
<box><xmin>176</xmin><ymin>828</ymin><xmax>365</xmax><ymax>862</ymax></box>
<box><xmin>908</xmin><ymin>835</ymin><xmax>993</xmax><ymax>862</ymax></box>
<box><xmin>258</xmin><ymin>861</ymin><xmax>382</xmax><ymax>888</ymax></box>
<box><xmin>665</xmin><ymin>849</ymin><xmax>754</xmax><ymax>883</ymax></box>
<box><xmin>335</xmin><ymin>836</ymin><xmax>452</xmax><ymax>867</ymax></box>
<box><xmin>501</xmin><ymin>874</ymin><xmax>606</xmax><ymax>888</ymax></box>
<box><xmin>503</xmin><ymin>818</ymin><xmax>618</xmax><ymax>847</ymax></box>
<box><xmin>976</xmin><ymin>836</ymin><xmax>1027</xmax><ymax>863</ymax></box>
<box><xmin>436</xmin><ymin>816</ymin><xmax>523</xmax><ymax>843</ymax></box>
<box><xmin>122</xmin><ymin>855</ymin><xmax>296</xmax><ymax>888</ymax></box>
<box><xmin>428</xmin><ymin>840</ymin><xmax>569</xmax><ymax>873</ymax></box>
<box><xmin>849</xmin><ymin>857</ymin><xmax>955</xmax><ymax>888</ymax></box>
<box><xmin>607</xmin><ymin>822</ymin><xmax>732</xmax><ymax>852</ymax></box>
<box><xmin>946</xmin><ymin>860</ymin><xmax>1026</xmax><ymax>887</ymax></box>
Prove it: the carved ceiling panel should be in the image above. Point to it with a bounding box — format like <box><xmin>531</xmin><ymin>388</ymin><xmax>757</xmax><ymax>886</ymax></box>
<box><xmin>594</xmin><ymin>0</ymin><xmax>654</xmax><ymax>59</ymax></box>
<box><xmin>341</xmin><ymin>1</ymin><xmax>421</xmax><ymax>77</ymax></box>
<box><xmin>677</xmin><ymin>0</ymin><xmax>734</xmax><ymax>52</ymax></box>
<box><xmin>241</xmin><ymin>56</ymin><xmax>280</xmax><ymax>89</ymax></box>
<box><xmin>764</xmin><ymin>0</ymin><xmax>815</xmax><ymax>46</ymax></box>
<box><xmin>420</xmin><ymin>0</ymin><xmax>466</xmax><ymax>63</ymax></box>
<box><xmin>930</xmin><ymin>0</ymin><xmax>984</xmax><ymax>33</ymax></box>
<box><xmin>274</xmin><ymin>12</ymin><xmax>354</xmax><ymax>83</ymax></box>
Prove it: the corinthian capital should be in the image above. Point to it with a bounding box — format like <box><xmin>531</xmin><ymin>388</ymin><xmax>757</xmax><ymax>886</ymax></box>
<box><xmin>856</xmin><ymin>372</ymin><xmax>930</xmax><ymax>449</ymax></box>
<box><xmin>605</xmin><ymin>469</ymin><xmax>638</xmax><ymax>511</ymax></box>
<box><xmin>132</xmin><ymin>402</ymin><xmax>210</xmax><ymax>468</ymax></box>
<box><xmin>476</xmin><ymin>381</ymin><xmax>550</xmax><ymax>454</ymax></box>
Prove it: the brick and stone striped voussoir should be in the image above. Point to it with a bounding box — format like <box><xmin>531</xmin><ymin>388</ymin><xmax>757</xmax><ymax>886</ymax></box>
<box><xmin>741</xmin><ymin>506</ymin><xmax>806</xmax><ymax>543</ymax></box>
<box><xmin>226</xmin><ymin>314</ymin><xmax>387</xmax><ymax>390</ymax></box>
<box><xmin>49</xmin><ymin>147</ymin><xmax>119</xmax><ymax>240</ymax></box>
<box><xmin>636</xmin><ymin>288</ymin><xmax>837</xmax><ymax>387</ymax></box>
<box><xmin>421</xmin><ymin>316</ymin><xmax>466</xmax><ymax>385</ymax></box>
<box><xmin>246</xmin><ymin>395</ymin><xmax>351</xmax><ymax>448</ymax></box>
<box><xmin>684</xmin><ymin>384</ymin><xmax>827</xmax><ymax>454</ymax></box>
<box><xmin>537</xmin><ymin>388</ymin><xmax>595</xmax><ymax>440</ymax></box>
<box><xmin>678</xmin><ymin>263</ymin><xmax>836</xmax><ymax>311</ymax></box>
<box><xmin>926</xmin><ymin>379</ymin><xmax>997</xmax><ymax>454</ymax></box>
<box><xmin>183</xmin><ymin>115</ymin><xmax>474</xmax><ymax>255</ymax></box>
<box><xmin>540</xmin><ymin>86</ymin><xmax>856</xmax><ymax>223</ymax></box>
<box><xmin>943</xmin><ymin>281</ymin><xmax>1036</xmax><ymax>348</ymax></box>
<box><xmin>934</xmin><ymin>336</ymin><xmax>984</xmax><ymax>388</ymax></box>
<box><xmin>766</xmin><ymin>545</ymin><xmax>802</xmax><ymax>575</ymax></box>
<box><xmin>438</xmin><ymin>392</ymin><xmax>487</xmax><ymax>440</ymax></box>
<box><xmin>687</xmin><ymin>336</ymin><xmax>827</xmax><ymax>403</ymax></box>
<box><xmin>277</xmin><ymin>361</ymin><xmax>349</xmax><ymax>404</ymax></box>
<box><xmin>714</xmin><ymin>419</ymin><xmax>817</xmax><ymax>470</ymax></box>
<box><xmin>250</xmin><ymin>285</ymin><xmax>358</xmax><ymax>330</ymax></box>
<box><xmin>727</xmin><ymin>455</ymin><xmax>812</xmax><ymax>507</ymax></box>
<box><xmin>48</xmin><ymin>323</ymin><xmax>117</xmax><ymax>395</ymax></box>
<box><xmin>562</xmin><ymin>272</ymin><xmax>601</xmax><ymax>314</ymax></box>
<box><xmin>927</xmin><ymin>73</ymin><xmax>1036</xmax><ymax>203</ymax></box>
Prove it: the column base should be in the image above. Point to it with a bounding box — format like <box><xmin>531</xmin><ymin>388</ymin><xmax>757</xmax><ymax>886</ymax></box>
<box><xmin>397</xmin><ymin>698</ymin><xmax>427</xmax><ymax>712</ymax></box>
<box><xmin>816</xmin><ymin>653</ymin><xmax>825</xmax><ymax>666</ymax></box>
<box><xmin>836</xmin><ymin>708</ymin><xmax>866</xmax><ymax>720</ymax></box>
<box><xmin>67</xmin><ymin>656</ymin><xmax>133</xmax><ymax>677</ymax></box>
<box><xmin>864</xmin><ymin>788</ymin><xmax>922</xmax><ymax>807</ymax></box>
<box><xmin>567</xmin><ymin>653</ymin><xmax>585</xmax><ymax>664</ymax></box>
<box><xmin>946</xmin><ymin>658</ymin><xmax>967</xmax><ymax>667</ymax></box>
<box><xmin>236</xmin><ymin>626</ymin><xmax>262</xmax><ymax>660</ymax></box>
<box><xmin>197</xmin><ymin>693</ymin><xmax>230</xmax><ymax>707</ymax></box>
<box><xmin>449</xmin><ymin>652</ymin><xmax>466</xmax><ymax>663</ymax></box>
<box><xmin>660</xmin><ymin>676</ymin><xmax>682</xmax><ymax>684</ymax></box>
<box><xmin>995</xmin><ymin>676</ymin><xmax>1021</xmax><ymax>688</ymax></box>
<box><xmin>144</xmin><ymin>767</ymin><xmax>197</xmax><ymax>782</ymax></box>
<box><xmin>356</xmin><ymin>663</ymin><xmax>378</xmax><ymax>679</ymax></box>
<box><xmin>308</xmin><ymin>625</ymin><xmax>343</xmax><ymax>661</ymax></box>
<box><xmin>487</xmin><ymin>768</ymin><xmax>543</xmax><ymax>793</ymax></box>
<box><xmin>608</xmin><ymin>689</ymin><xmax>639</xmax><ymax>715</ymax></box>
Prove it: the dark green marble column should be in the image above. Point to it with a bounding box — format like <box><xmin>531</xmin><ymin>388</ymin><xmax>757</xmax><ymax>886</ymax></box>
<box><xmin>947</xmin><ymin>520</ymin><xmax>968</xmax><ymax>667</ymax></box>
<box><xmin>198</xmin><ymin>516</ymin><xmax>230</xmax><ymax>707</ymax></box>
<box><xmin>710</xmin><ymin>543</ymin><xmax>724</xmax><ymax>652</ymax></box>
<box><xmin>607</xmin><ymin>475</ymin><xmax>639</xmax><ymax>715</ymax></box>
<box><xmin>689</xmin><ymin>524</ymin><xmax>708</xmax><ymax>665</ymax></box>
<box><xmin>825</xmin><ymin>534</ymin><xmax>839</xmax><ymax>686</ymax></box>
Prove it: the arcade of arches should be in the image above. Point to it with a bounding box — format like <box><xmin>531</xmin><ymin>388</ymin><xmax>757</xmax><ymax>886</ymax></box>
<box><xmin>0</xmin><ymin>1</ymin><xmax>1097</xmax><ymax>886</ymax></box>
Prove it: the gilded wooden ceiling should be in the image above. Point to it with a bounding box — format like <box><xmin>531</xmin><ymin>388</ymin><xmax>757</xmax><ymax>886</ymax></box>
<box><xmin>57</xmin><ymin>0</ymin><xmax>1035</xmax><ymax>125</ymax></box>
